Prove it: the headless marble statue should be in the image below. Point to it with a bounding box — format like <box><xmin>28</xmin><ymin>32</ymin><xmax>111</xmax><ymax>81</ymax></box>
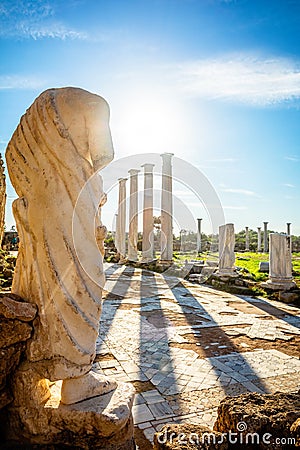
<box><xmin>6</xmin><ymin>87</ymin><xmax>115</xmax><ymax>403</ymax></box>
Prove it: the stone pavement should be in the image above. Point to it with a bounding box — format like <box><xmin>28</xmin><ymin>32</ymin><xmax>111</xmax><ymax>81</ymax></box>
<box><xmin>93</xmin><ymin>264</ymin><xmax>300</xmax><ymax>448</ymax></box>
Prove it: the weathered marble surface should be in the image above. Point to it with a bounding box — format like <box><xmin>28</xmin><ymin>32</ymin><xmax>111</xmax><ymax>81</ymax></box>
<box><xmin>116</xmin><ymin>178</ymin><xmax>127</xmax><ymax>261</ymax></box>
<box><xmin>7</xmin><ymin>364</ymin><xmax>135</xmax><ymax>449</ymax></box>
<box><xmin>257</xmin><ymin>227</ymin><xmax>262</xmax><ymax>252</ymax></box>
<box><xmin>263</xmin><ymin>221</ymin><xmax>269</xmax><ymax>252</ymax></box>
<box><xmin>267</xmin><ymin>233</ymin><xmax>296</xmax><ymax>290</ymax></box>
<box><xmin>218</xmin><ymin>224</ymin><xmax>236</xmax><ymax>276</ymax></box>
<box><xmin>128</xmin><ymin>169</ymin><xmax>139</xmax><ymax>262</ymax></box>
<box><xmin>4</xmin><ymin>89</ymin><xmax>135</xmax><ymax>448</ymax></box>
<box><xmin>6</xmin><ymin>87</ymin><xmax>114</xmax><ymax>381</ymax></box>
<box><xmin>142</xmin><ymin>163</ymin><xmax>155</xmax><ymax>262</ymax></box>
<box><xmin>160</xmin><ymin>153</ymin><xmax>173</xmax><ymax>262</ymax></box>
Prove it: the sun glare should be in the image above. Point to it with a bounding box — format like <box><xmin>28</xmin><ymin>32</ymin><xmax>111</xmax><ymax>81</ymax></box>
<box><xmin>111</xmin><ymin>92</ymin><xmax>186</xmax><ymax>155</ymax></box>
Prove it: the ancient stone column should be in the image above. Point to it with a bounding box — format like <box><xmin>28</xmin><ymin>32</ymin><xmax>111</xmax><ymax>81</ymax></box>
<box><xmin>266</xmin><ymin>233</ymin><xmax>296</xmax><ymax>290</ymax></box>
<box><xmin>218</xmin><ymin>223</ymin><xmax>236</xmax><ymax>276</ymax></box>
<box><xmin>245</xmin><ymin>226</ymin><xmax>250</xmax><ymax>251</ymax></box>
<box><xmin>116</xmin><ymin>178</ymin><xmax>127</xmax><ymax>261</ymax></box>
<box><xmin>128</xmin><ymin>169</ymin><xmax>139</xmax><ymax>262</ymax></box>
<box><xmin>114</xmin><ymin>213</ymin><xmax>118</xmax><ymax>244</ymax></box>
<box><xmin>257</xmin><ymin>227</ymin><xmax>262</xmax><ymax>252</ymax></box>
<box><xmin>287</xmin><ymin>222</ymin><xmax>292</xmax><ymax>253</ymax></box>
<box><xmin>160</xmin><ymin>153</ymin><xmax>174</xmax><ymax>262</ymax></box>
<box><xmin>263</xmin><ymin>221</ymin><xmax>269</xmax><ymax>253</ymax></box>
<box><xmin>142</xmin><ymin>163</ymin><xmax>154</xmax><ymax>262</ymax></box>
<box><xmin>197</xmin><ymin>218</ymin><xmax>202</xmax><ymax>254</ymax></box>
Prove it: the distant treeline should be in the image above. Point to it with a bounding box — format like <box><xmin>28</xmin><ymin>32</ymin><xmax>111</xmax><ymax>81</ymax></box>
<box><xmin>105</xmin><ymin>228</ymin><xmax>300</xmax><ymax>253</ymax></box>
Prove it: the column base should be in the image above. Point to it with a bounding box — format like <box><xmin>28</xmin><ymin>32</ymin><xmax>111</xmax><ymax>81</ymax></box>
<box><xmin>117</xmin><ymin>254</ymin><xmax>127</xmax><ymax>264</ymax></box>
<box><xmin>127</xmin><ymin>256</ymin><xmax>138</xmax><ymax>263</ymax></box>
<box><xmin>262</xmin><ymin>278</ymin><xmax>296</xmax><ymax>291</ymax></box>
<box><xmin>140</xmin><ymin>257</ymin><xmax>156</xmax><ymax>264</ymax></box>
<box><xmin>216</xmin><ymin>269</ymin><xmax>238</xmax><ymax>278</ymax></box>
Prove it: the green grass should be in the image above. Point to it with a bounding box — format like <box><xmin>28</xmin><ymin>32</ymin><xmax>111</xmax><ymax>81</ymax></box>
<box><xmin>235</xmin><ymin>252</ymin><xmax>300</xmax><ymax>286</ymax></box>
<box><xmin>235</xmin><ymin>252</ymin><xmax>269</xmax><ymax>282</ymax></box>
<box><xmin>173</xmin><ymin>251</ymin><xmax>300</xmax><ymax>287</ymax></box>
<box><xmin>292</xmin><ymin>253</ymin><xmax>300</xmax><ymax>287</ymax></box>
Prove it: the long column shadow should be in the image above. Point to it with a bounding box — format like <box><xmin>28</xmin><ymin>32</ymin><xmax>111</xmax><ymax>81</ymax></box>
<box><xmin>239</xmin><ymin>295</ymin><xmax>300</xmax><ymax>330</ymax></box>
<box><xmin>104</xmin><ymin>262</ymin><xmax>124</xmax><ymax>277</ymax></box>
<box><xmin>99</xmin><ymin>264</ymin><xmax>135</xmax><ymax>342</ymax></box>
<box><xmin>138</xmin><ymin>270</ymin><xmax>183</xmax><ymax>414</ymax></box>
<box><xmin>163</xmin><ymin>277</ymin><xmax>268</xmax><ymax>395</ymax></box>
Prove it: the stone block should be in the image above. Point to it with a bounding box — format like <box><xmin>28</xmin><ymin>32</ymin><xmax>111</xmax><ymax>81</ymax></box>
<box><xmin>191</xmin><ymin>264</ymin><xmax>205</xmax><ymax>274</ymax></box>
<box><xmin>7</xmin><ymin>374</ymin><xmax>135</xmax><ymax>449</ymax></box>
<box><xmin>214</xmin><ymin>391</ymin><xmax>300</xmax><ymax>449</ymax></box>
<box><xmin>0</xmin><ymin>388</ymin><xmax>13</xmax><ymax>409</ymax></box>
<box><xmin>0</xmin><ymin>295</ymin><xmax>37</xmax><ymax>322</ymax></box>
<box><xmin>0</xmin><ymin>343</ymin><xmax>23</xmax><ymax>387</ymax></box>
<box><xmin>0</xmin><ymin>319</ymin><xmax>32</xmax><ymax>348</ymax></box>
<box><xmin>279</xmin><ymin>290</ymin><xmax>300</xmax><ymax>304</ymax></box>
<box><xmin>259</xmin><ymin>261</ymin><xmax>269</xmax><ymax>273</ymax></box>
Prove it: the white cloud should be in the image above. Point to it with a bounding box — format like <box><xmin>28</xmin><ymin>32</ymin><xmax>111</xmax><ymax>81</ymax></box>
<box><xmin>283</xmin><ymin>183</ymin><xmax>295</xmax><ymax>188</ymax></box>
<box><xmin>0</xmin><ymin>75</ymin><xmax>47</xmax><ymax>90</ymax></box>
<box><xmin>16</xmin><ymin>22</ymin><xmax>88</xmax><ymax>40</ymax></box>
<box><xmin>221</xmin><ymin>188</ymin><xmax>260</xmax><ymax>197</ymax></box>
<box><xmin>284</xmin><ymin>155</ymin><xmax>300</xmax><ymax>162</ymax></box>
<box><xmin>175</xmin><ymin>54</ymin><xmax>300</xmax><ymax>106</ymax></box>
<box><xmin>0</xmin><ymin>0</ymin><xmax>88</xmax><ymax>40</ymax></box>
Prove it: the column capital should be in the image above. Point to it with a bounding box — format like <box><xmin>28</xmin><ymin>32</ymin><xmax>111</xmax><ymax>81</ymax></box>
<box><xmin>160</xmin><ymin>152</ymin><xmax>174</xmax><ymax>161</ymax></box>
<box><xmin>263</xmin><ymin>221</ymin><xmax>268</xmax><ymax>225</ymax></box>
<box><xmin>287</xmin><ymin>222</ymin><xmax>291</xmax><ymax>225</ymax></box>
<box><xmin>128</xmin><ymin>169</ymin><xmax>140</xmax><ymax>176</ymax></box>
<box><xmin>141</xmin><ymin>163</ymin><xmax>155</xmax><ymax>170</ymax></box>
<box><xmin>257</xmin><ymin>227</ymin><xmax>261</xmax><ymax>230</ymax></box>
<box><xmin>118</xmin><ymin>177</ymin><xmax>127</xmax><ymax>183</ymax></box>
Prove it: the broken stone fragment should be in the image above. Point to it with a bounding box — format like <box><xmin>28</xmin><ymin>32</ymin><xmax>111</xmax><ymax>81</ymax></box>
<box><xmin>0</xmin><ymin>295</ymin><xmax>37</xmax><ymax>322</ymax></box>
<box><xmin>7</xmin><ymin>377</ymin><xmax>135</xmax><ymax>449</ymax></box>
<box><xmin>0</xmin><ymin>343</ymin><xmax>24</xmax><ymax>387</ymax></box>
<box><xmin>279</xmin><ymin>290</ymin><xmax>300</xmax><ymax>304</ymax></box>
<box><xmin>0</xmin><ymin>319</ymin><xmax>32</xmax><ymax>348</ymax></box>
<box><xmin>290</xmin><ymin>418</ymin><xmax>300</xmax><ymax>446</ymax></box>
<box><xmin>214</xmin><ymin>391</ymin><xmax>300</xmax><ymax>449</ymax></box>
<box><xmin>0</xmin><ymin>388</ymin><xmax>13</xmax><ymax>409</ymax></box>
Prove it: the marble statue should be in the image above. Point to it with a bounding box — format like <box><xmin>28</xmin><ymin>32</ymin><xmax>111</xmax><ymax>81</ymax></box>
<box><xmin>6</xmin><ymin>87</ymin><xmax>115</xmax><ymax>403</ymax></box>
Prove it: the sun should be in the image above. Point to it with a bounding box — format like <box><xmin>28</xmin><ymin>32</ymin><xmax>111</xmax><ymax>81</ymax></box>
<box><xmin>110</xmin><ymin>90</ymin><xmax>187</xmax><ymax>156</ymax></box>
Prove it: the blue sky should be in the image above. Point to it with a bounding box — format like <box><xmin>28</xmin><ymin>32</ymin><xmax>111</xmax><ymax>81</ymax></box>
<box><xmin>0</xmin><ymin>0</ymin><xmax>300</xmax><ymax>235</ymax></box>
